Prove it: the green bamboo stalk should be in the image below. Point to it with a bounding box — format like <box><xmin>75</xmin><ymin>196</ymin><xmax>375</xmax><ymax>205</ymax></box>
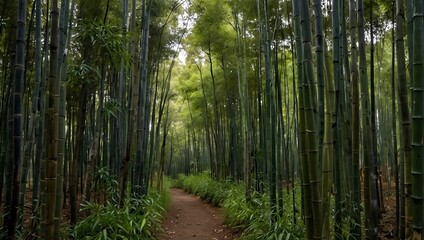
<box><xmin>322</xmin><ymin>39</ymin><xmax>335</xmax><ymax>240</ymax></box>
<box><xmin>198</xmin><ymin>63</ymin><xmax>214</xmax><ymax>180</ymax></box>
<box><xmin>340</xmin><ymin>0</ymin><xmax>352</xmax><ymax>212</ymax></box>
<box><xmin>395</xmin><ymin>0</ymin><xmax>411</xmax><ymax>238</ymax></box>
<box><xmin>206</xmin><ymin>45</ymin><xmax>223</xmax><ymax>181</ymax></box>
<box><xmin>349</xmin><ymin>0</ymin><xmax>362</xmax><ymax>239</ymax></box>
<box><xmin>263</xmin><ymin>0</ymin><xmax>277</xmax><ymax>223</ymax></box>
<box><xmin>405</xmin><ymin>0</ymin><xmax>413</xmax><ymax>236</ymax></box>
<box><xmin>396</xmin><ymin>0</ymin><xmax>412</xmax><ymax>238</ymax></box>
<box><xmin>84</xmin><ymin>56</ymin><xmax>105</xmax><ymax>203</ymax></box>
<box><xmin>369</xmin><ymin>0</ymin><xmax>382</xmax><ymax>218</ymax></box>
<box><xmin>0</xmin><ymin>0</ymin><xmax>17</xmax><ymax>216</ymax></box>
<box><xmin>391</xmin><ymin>2</ymin><xmax>399</xmax><ymax>236</ymax></box>
<box><xmin>55</xmin><ymin>0</ymin><xmax>73</xmax><ymax>237</ymax></box>
<box><xmin>358</xmin><ymin>0</ymin><xmax>379</xmax><ymax>237</ymax></box>
<box><xmin>130</xmin><ymin>0</ymin><xmax>142</xmax><ymax>195</ymax></box>
<box><xmin>122</xmin><ymin>0</ymin><xmax>146</xmax><ymax>198</ymax></box>
<box><xmin>5</xmin><ymin>0</ymin><xmax>26</xmax><ymax>238</ymax></box>
<box><xmin>19</xmin><ymin>0</ymin><xmax>36</xmax><ymax>225</ymax></box>
<box><xmin>146</xmin><ymin>64</ymin><xmax>159</xmax><ymax>190</ymax></box>
<box><xmin>140</xmin><ymin>4</ymin><xmax>152</xmax><ymax>196</ymax></box>
<box><xmin>19</xmin><ymin>3</ymin><xmax>35</xmax><ymax>228</ymax></box>
<box><xmin>332</xmin><ymin>1</ymin><xmax>343</xmax><ymax>238</ymax></box>
<box><xmin>292</xmin><ymin>1</ymin><xmax>312</xmax><ymax>238</ymax></box>
<box><xmin>256</xmin><ymin>0</ymin><xmax>265</xmax><ymax>194</ymax></box>
<box><xmin>299</xmin><ymin>0</ymin><xmax>322</xmax><ymax>238</ymax></box>
<box><xmin>41</xmin><ymin>0</ymin><xmax>60</xmax><ymax>238</ymax></box>
<box><xmin>0</xmin><ymin>2</ymin><xmax>17</xmax><ymax>225</ymax></box>
<box><xmin>232</xmin><ymin>5</ymin><xmax>252</xmax><ymax>196</ymax></box>
<box><xmin>33</xmin><ymin>0</ymin><xmax>48</xmax><ymax>231</ymax></box>
<box><xmin>116</xmin><ymin>0</ymin><xmax>129</xmax><ymax>174</ymax></box>
<box><xmin>411</xmin><ymin>0</ymin><xmax>424</xmax><ymax>237</ymax></box>
<box><xmin>313</xmin><ymin>0</ymin><xmax>324</xmax><ymax>180</ymax></box>
<box><xmin>273</xmin><ymin>15</ymin><xmax>286</xmax><ymax>215</ymax></box>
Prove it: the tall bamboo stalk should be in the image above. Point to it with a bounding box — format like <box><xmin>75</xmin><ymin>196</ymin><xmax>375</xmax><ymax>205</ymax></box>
<box><xmin>358</xmin><ymin>0</ymin><xmax>379</xmax><ymax>237</ymax></box>
<box><xmin>30</xmin><ymin>0</ymin><xmax>42</xmax><ymax>215</ymax></box>
<box><xmin>263</xmin><ymin>0</ymin><xmax>277</xmax><ymax>223</ymax></box>
<box><xmin>369</xmin><ymin>0</ymin><xmax>382</xmax><ymax>217</ymax></box>
<box><xmin>130</xmin><ymin>0</ymin><xmax>142</xmax><ymax>195</ymax></box>
<box><xmin>391</xmin><ymin>2</ymin><xmax>399</xmax><ymax>236</ymax></box>
<box><xmin>292</xmin><ymin>1</ymin><xmax>312</xmax><ymax>238</ymax></box>
<box><xmin>323</xmin><ymin>39</ymin><xmax>335</xmax><ymax>240</ymax></box>
<box><xmin>349</xmin><ymin>0</ymin><xmax>362</xmax><ymax>238</ymax></box>
<box><xmin>299</xmin><ymin>0</ymin><xmax>321</xmax><ymax>238</ymax></box>
<box><xmin>4</xmin><ymin>0</ymin><xmax>26</xmax><ymax>238</ymax></box>
<box><xmin>54</xmin><ymin>0</ymin><xmax>73</xmax><ymax>237</ymax></box>
<box><xmin>411</xmin><ymin>0</ymin><xmax>424</xmax><ymax>237</ymax></box>
<box><xmin>313</xmin><ymin>0</ymin><xmax>324</xmax><ymax>186</ymax></box>
<box><xmin>332</xmin><ymin>0</ymin><xmax>343</xmax><ymax>238</ymax></box>
<box><xmin>32</xmin><ymin>0</ymin><xmax>48</xmax><ymax>231</ymax></box>
<box><xmin>395</xmin><ymin>0</ymin><xmax>411</xmax><ymax>238</ymax></box>
<box><xmin>41</xmin><ymin>0</ymin><xmax>60</xmax><ymax>238</ymax></box>
<box><xmin>405</xmin><ymin>0</ymin><xmax>413</xmax><ymax>237</ymax></box>
<box><xmin>19</xmin><ymin>2</ymin><xmax>35</xmax><ymax>228</ymax></box>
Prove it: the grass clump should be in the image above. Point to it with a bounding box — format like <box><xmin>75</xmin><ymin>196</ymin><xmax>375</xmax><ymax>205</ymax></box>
<box><xmin>71</xmin><ymin>175</ymin><xmax>170</xmax><ymax>240</ymax></box>
<box><xmin>174</xmin><ymin>173</ymin><xmax>232</xmax><ymax>206</ymax></box>
<box><xmin>175</xmin><ymin>173</ymin><xmax>304</xmax><ymax>240</ymax></box>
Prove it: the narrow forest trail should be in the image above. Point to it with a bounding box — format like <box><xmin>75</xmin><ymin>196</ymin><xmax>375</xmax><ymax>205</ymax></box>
<box><xmin>159</xmin><ymin>188</ymin><xmax>240</xmax><ymax>240</ymax></box>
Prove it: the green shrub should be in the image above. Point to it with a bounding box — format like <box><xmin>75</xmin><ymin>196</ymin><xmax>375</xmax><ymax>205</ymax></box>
<box><xmin>72</xmin><ymin>178</ymin><xmax>170</xmax><ymax>240</ymax></box>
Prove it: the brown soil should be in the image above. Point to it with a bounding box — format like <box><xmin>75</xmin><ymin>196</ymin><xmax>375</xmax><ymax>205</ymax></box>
<box><xmin>379</xmin><ymin>179</ymin><xmax>397</xmax><ymax>239</ymax></box>
<box><xmin>159</xmin><ymin>188</ymin><xmax>240</xmax><ymax>240</ymax></box>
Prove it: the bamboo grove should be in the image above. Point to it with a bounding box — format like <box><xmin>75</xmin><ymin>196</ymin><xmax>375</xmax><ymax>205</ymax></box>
<box><xmin>1</xmin><ymin>0</ymin><xmax>424</xmax><ymax>239</ymax></box>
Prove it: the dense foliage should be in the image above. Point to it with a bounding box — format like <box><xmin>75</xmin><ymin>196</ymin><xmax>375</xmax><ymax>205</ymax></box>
<box><xmin>71</xmin><ymin>177</ymin><xmax>170</xmax><ymax>240</ymax></box>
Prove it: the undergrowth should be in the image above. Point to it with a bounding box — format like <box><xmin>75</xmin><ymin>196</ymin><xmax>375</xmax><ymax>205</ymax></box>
<box><xmin>71</xmin><ymin>174</ymin><xmax>170</xmax><ymax>240</ymax></box>
<box><xmin>174</xmin><ymin>173</ymin><xmax>304</xmax><ymax>240</ymax></box>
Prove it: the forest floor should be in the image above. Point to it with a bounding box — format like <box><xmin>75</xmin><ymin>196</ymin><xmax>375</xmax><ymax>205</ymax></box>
<box><xmin>158</xmin><ymin>181</ymin><xmax>398</xmax><ymax>240</ymax></box>
<box><xmin>18</xmin><ymin>178</ymin><xmax>398</xmax><ymax>239</ymax></box>
<box><xmin>158</xmin><ymin>188</ymin><xmax>240</xmax><ymax>240</ymax></box>
<box><xmin>379</xmin><ymin>179</ymin><xmax>397</xmax><ymax>239</ymax></box>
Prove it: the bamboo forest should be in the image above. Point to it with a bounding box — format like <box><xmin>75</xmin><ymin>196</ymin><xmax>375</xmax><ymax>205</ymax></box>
<box><xmin>2</xmin><ymin>0</ymin><xmax>424</xmax><ymax>239</ymax></box>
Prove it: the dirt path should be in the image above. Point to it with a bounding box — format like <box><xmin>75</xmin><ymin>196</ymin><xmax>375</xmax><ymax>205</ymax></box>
<box><xmin>159</xmin><ymin>188</ymin><xmax>240</xmax><ymax>240</ymax></box>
